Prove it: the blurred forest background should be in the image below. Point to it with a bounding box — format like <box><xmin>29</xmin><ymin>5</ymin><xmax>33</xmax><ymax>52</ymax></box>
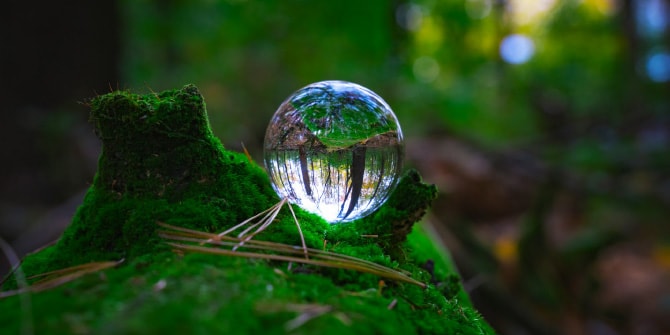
<box><xmin>1</xmin><ymin>0</ymin><xmax>669</xmax><ymax>334</ymax></box>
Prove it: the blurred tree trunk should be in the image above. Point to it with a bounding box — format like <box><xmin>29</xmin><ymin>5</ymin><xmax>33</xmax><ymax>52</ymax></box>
<box><xmin>0</xmin><ymin>0</ymin><xmax>120</xmax><ymax>273</ymax></box>
<box><xmin>0</xmin><ymin>0</ymin><xmax>119</xmax><ymax>206</ymax></box>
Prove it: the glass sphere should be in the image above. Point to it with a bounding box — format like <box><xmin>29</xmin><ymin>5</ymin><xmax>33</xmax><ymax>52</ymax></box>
<box><xmin>263</xmin><ymin>80</ymin><xmax>404</xmax><ymax>223</ymax></box>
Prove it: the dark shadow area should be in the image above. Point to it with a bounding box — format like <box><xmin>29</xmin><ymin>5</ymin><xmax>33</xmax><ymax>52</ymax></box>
<box><xmin>0</xmin><ymin>0</ymin><xmax>119</xmax><ymax>272</ymax></box>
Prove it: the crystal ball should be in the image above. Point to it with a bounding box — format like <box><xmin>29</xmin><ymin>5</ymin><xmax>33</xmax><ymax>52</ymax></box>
<box><xmin>263</xmin><ymin>80</ymin><xmax>404</xmax><ymax>223</ymax></box>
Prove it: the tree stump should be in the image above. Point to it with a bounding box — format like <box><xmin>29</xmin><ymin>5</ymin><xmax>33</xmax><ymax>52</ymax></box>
<box><xmin>0</xmin><ymin>85</ymin><xmax>495</xmax><ymax>335</ymax></box>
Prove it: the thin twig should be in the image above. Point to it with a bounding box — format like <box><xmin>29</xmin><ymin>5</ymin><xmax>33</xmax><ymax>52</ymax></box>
<box><xmin>206</xmin><ymin>198</ymin><xmax>308</xmax><ymax>259</ymax></box>
<box><xmin>0</xmin><ymin>260</ymin><xmax>122</xmax><ymax>299</ymax></box>
<box><xmin>0</xmin><ymin>236</ymin><xmax>33</xmax><ymax>335</ymax></box>
<box><xmin>286</xmin><ymin>200</ymin><xmax>309</xmax><ymax>259</ymax></box>
<box><xmin>157</xmin><ymin>221</ymin><xmax>425</xmax><ymax>288</ymax></box>
<box><xmin>157</xmin><ymin>223</ymin><xmax>415</xmax><ymax>278</ymax></box>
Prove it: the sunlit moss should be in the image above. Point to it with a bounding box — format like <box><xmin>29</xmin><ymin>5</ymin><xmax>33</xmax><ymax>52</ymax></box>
<box><xmin>0</xmin><ymin>85</ymin><xmax>494</xmax><ymax>335</ymax></box>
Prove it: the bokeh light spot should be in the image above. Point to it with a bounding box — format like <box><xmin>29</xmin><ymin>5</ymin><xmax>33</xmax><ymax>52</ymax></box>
<box><xmin>583</xmin><ymin>0</ymin><xmax>619</xmax><ymax>16</ymax></box>
<box><xmin>646</xmin><ymin>51</ymin><xmax>670</xmax><ymax>82</ymax></box>
<box><xmin>499</xmin><ymin>34</ymin><xmax>535</xmax><ymax>64</ymax></box>
<box><xmin>396</xmin><ymin>3</ymin><xmax>424</xmax><ymax>31</ymax></box>
<box><xmin>465</xmin><ymin>0</ymin><xmax>493</xmax><ymax>19</ymax></box>
<box><xmin>635</xmin><ymin>0</ymin><xmax>670</xmax><ymax>37</ymax></box>
<box><xmin>413</xmin><ymin>56</ymin><xmax>440</xmax><ymax>83</ymax></box>
<box><xmin>507</xmin><ymin>0</ymin><xmax>557</xmax><ymax>25</ymax></box>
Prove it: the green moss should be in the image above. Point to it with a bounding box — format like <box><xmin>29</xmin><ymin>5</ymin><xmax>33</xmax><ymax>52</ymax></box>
<box><xmin>0</xmin><ymin>85</ymin><xmax>494</xmax><ymax>334</ymax></box>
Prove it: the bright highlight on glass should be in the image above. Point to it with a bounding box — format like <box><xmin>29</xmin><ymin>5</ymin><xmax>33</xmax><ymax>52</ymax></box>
<box><xmin>264</xmin><ymin>81</ymin><xmax>404</xmax><ymax>223</ymax></box>
<box><xmin>500</xmin><ymin>34</ymin><xmax>535</xmax><ymax>64</ymax></box>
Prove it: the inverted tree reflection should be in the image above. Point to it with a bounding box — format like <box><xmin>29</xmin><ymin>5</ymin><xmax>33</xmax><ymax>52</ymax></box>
<box><xmin>266</xmin><ymin>144</ymin><xmax>401</xmax><ymax>223</ymax></box>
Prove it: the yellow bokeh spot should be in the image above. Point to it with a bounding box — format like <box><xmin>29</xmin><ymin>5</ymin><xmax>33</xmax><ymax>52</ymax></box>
<box><xmin>507</xmin><ymin>0</ymin><xmax>558</xmax><ymax>26</ymax></box>
<box><xmin>465</xmin><ymin>25</ymin><xmax>498</xmax><ymax>55</ymax></box>
<box><xmin>583</xmin><ymin>0</ymin><xmax>618</xmax><ymax>16</ymax></box>
<box><xmin>414</xmin><ymin>16</ymin><xmax>444</xmax><ymax>54</ymax></box>
<box><xmin>652</xmin><ymin>245</ymin><xmax>670</xmax><ymax>270</ymax></box>
<box><xmin>493</xmin><ymin>237</ymin><xmax>518</xmax><ymax>264</ymax></box>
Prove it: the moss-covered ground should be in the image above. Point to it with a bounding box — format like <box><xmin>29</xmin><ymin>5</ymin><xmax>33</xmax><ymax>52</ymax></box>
<box><xmin>0</xmin><ymin>85</ymin><xmax>494</xmax><ymax>334</ymax></box>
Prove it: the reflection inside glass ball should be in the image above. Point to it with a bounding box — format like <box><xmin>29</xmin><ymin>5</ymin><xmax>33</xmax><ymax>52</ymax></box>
<box><xmin>263</xmin><ymin>81</ymin><xmax>404</xmax><ymax>223</ymax></box>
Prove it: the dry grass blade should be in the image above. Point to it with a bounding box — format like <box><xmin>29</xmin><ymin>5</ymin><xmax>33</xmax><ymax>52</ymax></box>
<box><xmin>283</xmin><ymin>304</ymin><xmax>333</xmax><ymax>331</ymax></box>
<box><xmin>158</xmin><ymin>222</ymin><xmax>411</xmax><ymax>273</ymax></box>
<box><xmin>0</xmin><ymin>235</ymin><xmax>33</xmax><ymax>334</ymax></box>
<box><xmin>205</xmin><ymin>198</ymin><xmax>308</xmax><ymax>259</ymax></box>
<box><xmin>157</xmin><ymin>222</ymin><xmax>414</xmax><ymax>277</ymax></box>
<box><xmin>157</xmin><ymin>222</ymin><xmax>426</xmax><ymax>288</ymax></box>
<box><xmin>256</xmin><ymin>302</ymin><xmax>341</xmax><ymax>332</ymax></box>
<box><xmin>286</xmin><ymin>201</ymin><xmax>309</xmax><ymax>259</ymax></box>
<box><xmin>164</xmin><ymin>233</ymin><xmax>409</xmax><ymax>277</ymax></box>
<box><xmin>0</xmin><ymin>260</ymin><xmax>123</xmax><ymax>299</ymax></box>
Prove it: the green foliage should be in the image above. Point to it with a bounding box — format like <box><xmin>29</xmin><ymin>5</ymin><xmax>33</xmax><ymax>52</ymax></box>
<box><xmin>121</xmin><ymin>0</ymin><xmax>396</xmax><ymax>152</ymax></box>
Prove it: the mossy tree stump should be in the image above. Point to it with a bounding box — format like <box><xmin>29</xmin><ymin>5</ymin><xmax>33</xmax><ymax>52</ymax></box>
<box><xmin>0</xmin><ymin>85</ymin><xmax>495</xmax><ymax>335</ymax></box>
